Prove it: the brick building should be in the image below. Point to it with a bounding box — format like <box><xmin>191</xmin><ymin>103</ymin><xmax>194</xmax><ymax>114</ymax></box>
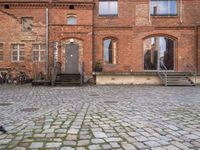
<box><xmin>0</xmin><ymin>0</ymin><xmax>200</xmax><ymax>85</ymax></box>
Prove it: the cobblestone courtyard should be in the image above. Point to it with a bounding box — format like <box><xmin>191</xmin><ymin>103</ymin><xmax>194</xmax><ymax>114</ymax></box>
<box><xmin>0</xmin><ymin>85</ymin><xmax>200</xmax><ymax>150</ymax></box>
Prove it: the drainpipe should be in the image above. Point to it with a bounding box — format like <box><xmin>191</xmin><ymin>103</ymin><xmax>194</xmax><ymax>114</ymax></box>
<box><xmin>45</xmin><ymin>8</ymin><xmax>49</xmax><ymax>79</ymax></box>
<box><xmin>196</xmin><ymin>26</ymin><xmax>199</xmax><ymax>75</ymax></box>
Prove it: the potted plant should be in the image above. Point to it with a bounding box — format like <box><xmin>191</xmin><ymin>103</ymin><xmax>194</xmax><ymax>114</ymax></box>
<box><xmin>94</xmin><ymin>60</ymin><xmax>103</xmax><ymax>72</ymax></box>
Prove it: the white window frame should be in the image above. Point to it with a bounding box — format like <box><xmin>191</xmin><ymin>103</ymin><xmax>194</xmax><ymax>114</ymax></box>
<box><xmin>32</xmin><ymin>44</ymin><xmax>46</xmax><ymax>62</ymax></box>
<box><xmin>11</xmin><ymin>44</ymin><xmax>25</xmax><ymax>62</ymax></box>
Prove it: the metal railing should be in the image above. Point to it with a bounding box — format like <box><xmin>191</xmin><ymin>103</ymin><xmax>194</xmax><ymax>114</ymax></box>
<box><xmin>183</xmin><ymin>57</ymin><xmax>197</xmax><ymax>86</ymax></box>
<box><xmin>158</xmin><ymin>61</ymin><xmax>168</xmax><ymax>86</ymax></box>
<box><xmin>79</xmin><ymin>62</ymin><xmax>84</xmax><ymax>85</ymax></box>
<box><xmin>51</xmin><ymin>62</ymin><xmax>61</xmax><ymax>86</ymax></box>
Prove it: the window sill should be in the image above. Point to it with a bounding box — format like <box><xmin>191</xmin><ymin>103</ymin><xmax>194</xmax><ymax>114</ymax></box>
<box><xmin>151</xmin><ymin>15</ymin><xmax>178</xmax><ymax>18</ymax></box>
<box><xmin>11</xmin><ymin>61</ymin><xmax>24</xmax><ymax>63</ymax></box>
<box><xmin>98</xmin><ymin>15</ymin><xmax>118</xmax><ymax>18</ymax></box>
<box><xmin>104</xmin><ymin>64</ymin><xmax>117</xmax><ymax>67</ymax></box>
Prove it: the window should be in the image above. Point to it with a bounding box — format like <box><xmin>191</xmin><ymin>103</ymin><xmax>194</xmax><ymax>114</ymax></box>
<box><xmin>22</xmin><ymin>17</ymin><xmax>33</xmax><ymax>32</ymax></box>
<box><xmin>32</xmin><ymin>44</ymin><xmax>46</xmax><ymax>62</ymax></box>
<box><xmin>144</xmin><ymin>36</ymin><xmax>175</xmax><ymax>70</ymax></box>
<box><xmin>67</xmin><ymin>16</ymin><xmax>77</xmax><ymax>25</ymax></box>
<box><xmin>0</xmin><ymin>44</ymin><xmax>3</xmax><ymax>61</ymax></box>
<box><xmin>99</xmin><ymin>0</ymin><xmax>118</xmax><ymax>16</ymax></box>
<box><xmin>11</xmin><ymin>44</ymin><xmax>25</xmax><ymax>62</ymax></box>
<box><xmin>151</xmin><ymin>0</ymin><xmax>177</xmax><ymax>16</ymax></box>
<box><xmin>104</xmin><ymin>38</ymin><xmax>117</xmax><ymax>64</ymax></box>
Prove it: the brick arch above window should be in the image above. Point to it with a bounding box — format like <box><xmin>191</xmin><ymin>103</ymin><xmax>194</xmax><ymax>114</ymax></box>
<box><xmin>143</xmin><ymin>34</ymin><xmax>178</xmax><ymax>41</ymax></box>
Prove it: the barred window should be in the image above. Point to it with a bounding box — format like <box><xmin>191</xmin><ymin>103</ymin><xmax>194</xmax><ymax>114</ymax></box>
<box><xmin>0</xmin><ymin>44</ymin><xmax>3</xmax><ymax>61</ymax></box>
<box><xmin>32</xmin><ymin>44</ymin><xmax>46</xmax><ymax>62</ymax></box>
<box><xmin>11</xmin><ymin>44</ymin><xmax>25</xmax><ymax>62</ymax></box>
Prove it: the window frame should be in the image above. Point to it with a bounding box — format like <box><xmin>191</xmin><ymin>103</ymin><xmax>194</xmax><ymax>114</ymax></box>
<box><xmin>99</xmin><ymin>0</ymin><xmax>118</xmax><ymax>16</ymax></box>
<box><xmin>11</xmin><ymin>44</ymin><xmax>25</xmax><ymax>62</ymax></box>
<box><xmin>32</xmin><ymin>44</ymin><xmax>46</xmax><ymax>62</ymax></box>
<box><xmin>103</xmin><ymin>38</ymin><xmax>118</xmax><ymax>65</ymax></box>
<box><xmin>150</xmin><ymin>0</ymin><xmax>178</xmax><ymax>16</ymax></box>
<box><xmin>143</xmin><ymin>36</ymin><xmax>176</xmax><ymax>71</ymax></box>
<box><xmin>67</xmin><ymin>15</ymin><xmax>77</xmax><ymax>25</ymax></box>
<box><xmin>21</xmin><ymin>17</ymin><xmax>33</xmax><ymax>32</ymax></box>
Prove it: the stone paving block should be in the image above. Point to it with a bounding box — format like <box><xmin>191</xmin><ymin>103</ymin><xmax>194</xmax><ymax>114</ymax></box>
<box><xmin>121</xmin><ymin>142</ymin><xmax>137</xmax><ymax>150</ymax></box>
<box><xmin>45</xmin><ymin>142</ymin><xmax>62</xmax><ymax>148</ymax></box>
<box><xmin>91</xmin><ymin>138</ymin><xmax>105</xmax><ymax>144</ymax></box>
<box><xmin>60</xmin><ymin>147</ymin><xmax>75</xmax><ymax>150</ymax></box>
<box><xmin>92</xmin><ymin>132</ymin><xmax>107</xmax><ymax>138</ymax></box>
<box><xmin>144</xmin><ymin>141</ymin><xmax>161</xmax><ymax>147</ymax></box>
<box><xmin>29</xmin><ymin>142</ymin><xmax>43</xmax><ymax>148</ymax></box>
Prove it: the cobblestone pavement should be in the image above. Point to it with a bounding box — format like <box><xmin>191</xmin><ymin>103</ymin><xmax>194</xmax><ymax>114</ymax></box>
<box><xmin>0</xmin><ymin>85</ymin><xmax>200</xmax><ymax>150</ymax></box>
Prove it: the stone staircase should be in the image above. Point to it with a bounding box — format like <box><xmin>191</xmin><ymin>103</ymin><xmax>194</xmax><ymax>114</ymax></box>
<box><xmin>55</xmin><ymin>73</ymin><xmax>82</xmax><ymax>86</ymax></box>
<box><xmin>158</xmin><ymin>72</ymin><xmax>195</xmax><ymax>86</ymax></box>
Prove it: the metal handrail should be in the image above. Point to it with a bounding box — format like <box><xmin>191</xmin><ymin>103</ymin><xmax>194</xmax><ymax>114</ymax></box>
<box><xmin>183</xmin><ymin>57</ymin><xmax>197</xmax><ymax>86</ymax></box>
<box><xmin>158</xmin><ymin>61</ymin><xmax>168</xmax><ymax>86</ymax></box>
<box><xmin>79</xmin><ymin>62</ymin><xmax>84</xmax><ymax>85</ymax></box>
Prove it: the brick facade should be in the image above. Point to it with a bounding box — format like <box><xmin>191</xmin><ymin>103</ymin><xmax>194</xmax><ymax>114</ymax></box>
<box><xmin>0</xmin><ymin>0</ymin><xmax>200</xmax><ymax>81</ymax></box>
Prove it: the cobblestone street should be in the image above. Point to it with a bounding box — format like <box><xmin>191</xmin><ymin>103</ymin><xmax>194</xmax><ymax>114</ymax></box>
<box><xmin>0</xmin><ymin>85</ymin><xmax>200</xmax><ymax>150</ymax></box>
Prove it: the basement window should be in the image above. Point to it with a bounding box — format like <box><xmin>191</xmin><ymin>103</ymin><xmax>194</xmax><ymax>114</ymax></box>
<box><xmin>22</xmin><ymin>17</ymin><xmax>33</xmax><ymax>32</ymax></box>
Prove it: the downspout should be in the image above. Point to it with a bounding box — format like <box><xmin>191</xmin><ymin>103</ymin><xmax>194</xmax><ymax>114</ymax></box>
<box><xmin>92</xmin><ymin>2</ymin><xmax>95</xmax><ymax>72</ymax></box>
<box><xmin>45</xmin><ymin>8</ymin><xmax>49</xmax><ymax>79</ymax></box>
<box><xmin>196</xmin><ymin>26</ymin><xmax>199</xmax><ymax>75</ymax></box>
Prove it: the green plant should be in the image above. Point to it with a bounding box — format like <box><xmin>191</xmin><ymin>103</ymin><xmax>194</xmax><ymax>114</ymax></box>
<box><xmin>95</xmin><ymin>60</ymin><xmax>102</xmax><ymax>72</ymax></box>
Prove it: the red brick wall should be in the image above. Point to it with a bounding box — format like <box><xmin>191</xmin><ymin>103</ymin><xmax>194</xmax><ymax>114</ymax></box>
<box><xmin>0</xmin><ymin>8</ymin><xmax>46</xmax><ymax>78</ymax></box>
<box><xmin>0</xmin><ymin>0</ymin><xmax>200</xmax><ymax>80</ymax></box>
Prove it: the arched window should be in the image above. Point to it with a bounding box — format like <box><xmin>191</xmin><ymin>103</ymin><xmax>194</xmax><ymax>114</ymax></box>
<box><xmin>103</xmin><ymin>38</ymin><xmax>117</xmax><ymax>64</ymax></box>
<box><xmin>67</xmin><ymin>16</ymin><xmax>77</xmax><ymax>25</ymax></box>
<box><xmin>144</xmin><ymin>36</ymin><xmax>175</xmax><ymax>70</ymax></box>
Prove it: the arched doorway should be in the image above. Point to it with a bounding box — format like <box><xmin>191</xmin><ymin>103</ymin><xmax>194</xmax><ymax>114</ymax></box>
<box><xmin>143</xmin><ymin>36</ymin><xmax>175</xmax><ymax>71</ymax></box>
<box><xmin>61</xmin><ymin>39</ymin><xmax>83</xmax><ymax>73</ymax></box>
<box><xmin>65</xmin><ymin>43</ymin><xmax>79</xmax><ymax>73</ymax></box>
